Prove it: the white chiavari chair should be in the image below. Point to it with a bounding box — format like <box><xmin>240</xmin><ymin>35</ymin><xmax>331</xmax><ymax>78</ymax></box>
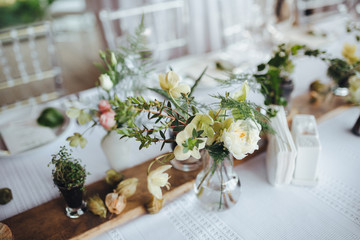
<box><xmin>98</xmin><ymin>0</ymin><xmax>189</xmax><ymax>62</ymax></box>
<box><xmin>0</xmin><ymin>21</ymin><xmax>64</xmax><ymax>112</ymax></box>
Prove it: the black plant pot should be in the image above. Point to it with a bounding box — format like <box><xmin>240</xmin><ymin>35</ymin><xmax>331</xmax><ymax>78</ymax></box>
<box><xmin>57</xmin><ymin>185</ymin><xmax>86</xmax><ymax>218</ymax></box>
<box><xmin>280</xmin><ymin>79</ymin><xmax>294</xmax><ymax>104</ymax></box>
<box><xmin>352</xmin><ymin>114</ymin><xmax>360</xmax><ymax>136</ymax></box>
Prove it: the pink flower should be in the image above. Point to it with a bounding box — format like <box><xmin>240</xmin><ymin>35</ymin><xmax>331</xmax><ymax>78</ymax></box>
<box><xmin>100</xmin><ymin>110</ymin><xmax>116</xmax><ymax>131</ymax></box>
<box><xmin>98</xmin><ymin>100</ymin><xmax>112</xmax><ymax>113</ymax></box>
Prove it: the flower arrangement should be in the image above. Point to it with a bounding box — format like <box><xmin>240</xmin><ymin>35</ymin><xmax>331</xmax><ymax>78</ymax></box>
<box><xmin>108</xmin><ymin>70</ymin><xmax>272</xmax><ymax>208</ymax></box>
<box><xmin>66</xmin><ymin>18</ymin><xmax>151</xmax><ymax>147</ymax></box>
<box><xmin>327</xmin><ymin>43</ymin><xmax>360</xmax><ymax>89</ymax></box>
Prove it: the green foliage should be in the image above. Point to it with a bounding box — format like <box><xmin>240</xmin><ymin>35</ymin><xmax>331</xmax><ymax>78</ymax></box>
<box><xmin>0</xmin><ymin>0</ymin><xmax>55</xmax><ymax>29</ymax></box>
<box><xmin>219</xmin><ymin>43</ymin><xmax>327</xmax><ymax>113</ymax></box>
<box><xmin>181</xmin><ymin>129</ymin><xmax>204</xmax><ymax>153</ymax></box>
<box><xmin>346</xmin><ymin>21</ymin><xmax>360</xmax><ymax>42</ymax></box>
<box><xmin>37</xmin><ymin>107</ymin><xmax>65</xmax><ymax>128</ymax></box>
<box><xmin>206</xmin><ymin>143</ymin><xmax>230</xmax><ymax>174</ymax></box>
<box><xmin>96</xmin><ymin>16</ymin><xmax>153</xmax><ymax>95</ymax></box>
<box><xmin>327</xmin><ymin>58</ymin><xmax>356</xmax><ymax>87</ymax></box>
<box><xmin>215</xmin><ymin>95</ymin><xmax>274</xmax><ymax>134</ymax></box>
<box><xmin>49</xmin><ymin>146</ymin><xmax>89</xmax><ymax>190</ymax></box>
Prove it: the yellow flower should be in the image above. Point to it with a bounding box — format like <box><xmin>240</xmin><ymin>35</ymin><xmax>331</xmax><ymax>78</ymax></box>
<box><xmin>159</xmin><ymin>71</ymin><xmax>191</xmax><ymax>98</ymax></box>
<box><xmin>116</xmin><ymin>178</ymin><xmax>138</xmax><ymax>198</ymax></box>
<box><xmin>342</xmin><ymin>43</ymin><xmax>359</xmax><ymax>65</ymax></box>
<box><xmin>147</xmin><ymin>165</ymin><xmax>171</xmax><ymax>200</ymax></box>
<box><xmin>207</xmin><ymin>118</ymin><xmax>234</xmax><ymax>145</ymax></box>
<box><xmin>191</xmin><ymin>114</ymin><xmax>215</xmax><ymax>140</ymax></box>
<box><xmin>105</xmin><ymin>192</ymin><xmax>126</xmax><ymax>214</ymax></box>
<box><xmin>173</xmin><ymin>123</ymin><xmax>207</xmax><ymax>160</ymax></box>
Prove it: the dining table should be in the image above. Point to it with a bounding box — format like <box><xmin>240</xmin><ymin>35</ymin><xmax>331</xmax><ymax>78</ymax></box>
<box><xmin>1</xmin><ymin>15</ymin><xmax>360</xmax><ymax>240</ymax></box>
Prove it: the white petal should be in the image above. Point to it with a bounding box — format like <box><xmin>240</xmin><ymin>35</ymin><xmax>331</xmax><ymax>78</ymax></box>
<box><xmin>191</xmin><ymin>148</ymin><xmax>201</xmax><ymax>159</ymax></box>
<box><xmin>175</xmin><ymin>129</ymin><xmax>188</xmax><ymax>146</ymax></box>
<box><xmin>166</xmin><ymin>71</ymin><xmax>180</xmax><ymax>89</ymax></box>
<box><xmin>149</xmin><ymin>165</ymin><xmax>172</xmax><ymax>177</ymax></box>
<box><xmin>159</xmin><ymin>73</ymin><xmax>168</xmax><ymax>90</ymax></box>
<box><xmin>170</xmin><ymin>84</ymin><xmax>191</xmax><ymax>98</ymax></box>
<box><xmin>174</xmin><ymin>145</ymin><xmax>191</xmax><ymax>160</ymax></box>
<box><xmin>148</xmin><ymin>183</ymin><xmax>163</xmax><ymax>199</ymax></box>
<box><xmin>151</xmin><ymin>173</ymin><xmax>169</xmax><ymax>187</ymax></box>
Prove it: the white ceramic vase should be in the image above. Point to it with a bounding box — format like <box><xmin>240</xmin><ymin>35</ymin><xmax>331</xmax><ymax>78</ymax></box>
<box><xmin>101</xmin><ymin>130</ymin><xmax>132</xmax><ymax>171</ymax></box>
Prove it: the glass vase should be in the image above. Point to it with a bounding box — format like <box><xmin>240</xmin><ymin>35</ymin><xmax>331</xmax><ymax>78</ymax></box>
<box><xmin>101</xmin><ymin>130</ymin><xmax>132</xmax><ymax>171</ymax></box>
<box><xmin>58</xmin><ymin>186</ymin><xmax>86</xmax><ymax>218</ymax></box>
<box><xmin>194</xmin><ymin>150</ymin><xmax>241</xmax><ymax>211</ymax></box>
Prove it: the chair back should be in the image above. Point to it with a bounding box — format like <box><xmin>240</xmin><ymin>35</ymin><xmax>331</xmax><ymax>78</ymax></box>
<box><xmin>0</xmin><ymin>21</ymin><xmax>63</xmax><ymax>112</ymax></box>
<box><xmin>99</xmin><ymin>0</ymin><xmax>189</xmax><ymax>62</ymax></box>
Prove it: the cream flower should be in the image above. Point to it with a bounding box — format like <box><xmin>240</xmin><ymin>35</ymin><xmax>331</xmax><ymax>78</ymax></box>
<box><xmin>233</xmin><ymin>81</ymin><xmax>250</xmax><ymax>102</ymax></box>
<box><xmin>221</xmin><ymin>119</ymin><xmax>261</xmax><ymax>160</ymax></box>
<box><xmin>174</xmin><ymin>123</ymin><xmax>207</xmax><ymax>160</ymax></box>
<box><xmin>349</xmin><ymin>75</ymin><xmax>360</xmax><ymax>104</ymax></box>
<box><xmin>159</xmin><ymin>71</ymin><xmax>191</xmax><ymax>98</ymax></box>
<box><xmin>147</xmin><ymin>165</ymin><xmax>172</xmax><ymax>200</ymax></box>
<box><xmin>99</xmin><ymin>73</ymin><xmax>113</xmax><ymax>91</ymax></box>
<box><xmin>191</xmin><ymin>114</ymin><xmax>215</xmax><ymax>141</ymax></box>
<box><xmin>105</xmin><ymin>192</ymin><xmax>126</xmax><ymax>214</ymax></box>
<box><xmin>342</xmin><ymin>43</ymin><xmax>359</xmax><ymax>65</ymax></box>
<box><xmin>116</xmin><ymin>178</ymin><xmax>138</xmax><ymax>198</ymax></box>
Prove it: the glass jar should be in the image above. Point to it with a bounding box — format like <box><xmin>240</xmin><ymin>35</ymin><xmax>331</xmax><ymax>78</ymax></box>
<box><xmin>58</xmin><ymin>186</ymin><xmax>86</xmax><ymax>218</ymax></box>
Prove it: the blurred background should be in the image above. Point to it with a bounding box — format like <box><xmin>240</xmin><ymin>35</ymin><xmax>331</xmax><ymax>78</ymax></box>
<box><xmin>0</xmin><ymin>0</ymin><xmax>359</xmax><ymax>100</ymax></box>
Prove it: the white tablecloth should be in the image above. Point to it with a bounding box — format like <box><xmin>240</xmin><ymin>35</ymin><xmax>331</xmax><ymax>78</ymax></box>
<box><xmin>93</xmin><ymin>106</ymin><xmax>360</xmax><ymax>240</ymax></box>
<box><xmin>1</xmin><ymin>17</ymin><xmax>360</xmax><ymax>239</ymax></box>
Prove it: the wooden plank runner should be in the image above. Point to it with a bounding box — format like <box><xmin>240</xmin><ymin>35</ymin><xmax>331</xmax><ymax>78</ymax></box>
<box><xmin>2</xmin><ymin>143</ymin><xmax>267</xmax><ymax>240</ymax></box>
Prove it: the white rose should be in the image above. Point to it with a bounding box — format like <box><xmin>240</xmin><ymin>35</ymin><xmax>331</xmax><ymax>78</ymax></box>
<box><xmin>221</xmin><ymin>119</ymin><xmax>261</xmax><ymax>160</ymax></box>
<box><xmin>99</xmin><ymin>74</ymin><xmax>113</xmax><ymax>91</ymax></box>
<box><xmin>349</xmin><ymin>75</ymin><xmax>360</xmax><ymax>105</ymax></box>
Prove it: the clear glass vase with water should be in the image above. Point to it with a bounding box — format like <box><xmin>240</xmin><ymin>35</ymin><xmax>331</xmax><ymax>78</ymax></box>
<box><xmin>194</xmin><ymin>150</ymin><xmax>241</xmax><ymax>211</ymax></box>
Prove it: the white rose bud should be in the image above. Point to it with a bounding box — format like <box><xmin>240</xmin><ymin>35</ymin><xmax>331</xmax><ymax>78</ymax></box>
<box><xmin>110</xmin><ymin>52</ymin><xmax>117</xmax><ymax>66</ymax></box>
<box><xmin>99</xmin><ymin>74</ymin><xmax>113</xmax><ymax>91</ymax></box>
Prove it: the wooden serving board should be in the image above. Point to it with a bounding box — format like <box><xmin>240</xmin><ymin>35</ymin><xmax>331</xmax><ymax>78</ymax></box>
<box><xmin>2</xmin><ymin>93</ymin><xmax>351</xmax><ymax>240</ymax></box>
<box><xmin>2</xmin><ymin>143</ymin><xmax>267</xmax><ymax>240</ymax></box>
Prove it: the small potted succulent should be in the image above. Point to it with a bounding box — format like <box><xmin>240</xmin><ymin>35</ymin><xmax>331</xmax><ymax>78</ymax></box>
<box><xmin>49</xmin><ymin>146</ymin><xmax>89</xmax><ymax>218</ymax></box>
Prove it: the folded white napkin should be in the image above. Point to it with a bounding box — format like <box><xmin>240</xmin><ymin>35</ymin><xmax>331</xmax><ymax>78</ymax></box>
<box><xmin>266</xmin><ymin>106</ymin><xmax>297</xmax><ymax>186</ymax></box>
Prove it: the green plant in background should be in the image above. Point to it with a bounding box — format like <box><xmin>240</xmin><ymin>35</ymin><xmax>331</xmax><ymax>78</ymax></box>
<box><xmin>0</xmin><ymin>0</ymin><xmax>55</xmax><ymax>29</ymax></box>
<box><xmin>218</xmin><ymin>43</ymin><xmax>327</xmax><ymax>117</ymax></box>
<box><xmin>49</xmin><ymin>146</ymin><xmax>89</xmax><ymax>190</ymax></box>
<box><xmin>95</xmin><ymin>15</ymin><xmax>153</xmax><ymax>97</ymax></box>
<box><xmin>346</xmin><ymin>21</ymin><xmax>360</xmax><ymax>42</ymax></box>
<box><xmin>327</xmin><ymin>43</ymin><xmax>360</xmax><ymax>88</ymax></box>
